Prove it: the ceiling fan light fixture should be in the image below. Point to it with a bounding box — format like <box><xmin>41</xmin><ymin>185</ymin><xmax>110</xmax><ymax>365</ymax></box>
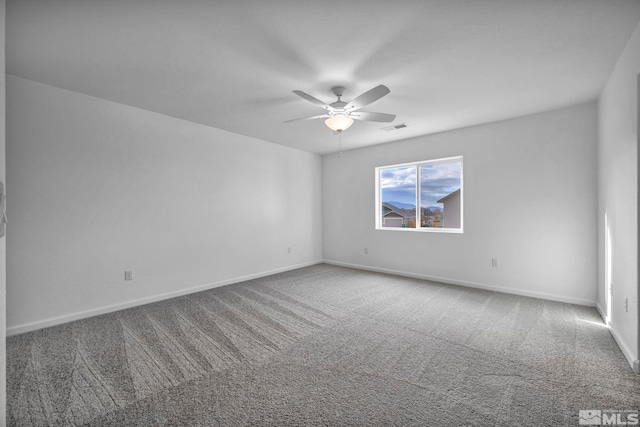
<box><xmin>325</xmin><ymin>116</ymin><xmax>354</xmax><ymax>132</ymax></box>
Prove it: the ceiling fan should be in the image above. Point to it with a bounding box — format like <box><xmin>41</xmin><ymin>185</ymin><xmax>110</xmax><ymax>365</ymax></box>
<box><xmin>284</xmin><ymin>85</ymin><xmax>396</xmax><ymax>132</ymax></box>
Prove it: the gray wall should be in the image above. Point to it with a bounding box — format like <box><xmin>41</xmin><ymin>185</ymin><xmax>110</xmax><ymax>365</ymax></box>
<box><xmin>323</xmin><ymin>102</ymin><xmax>598</xmax><ymax>306</ymax></box>
<box><xmin>6</xmin><ymin>76</ymin><xmax>323</xmax><ymax>332</ymax></box>
<box><xmin>598</xmin><ymin>20</ymin><xmax>640</xmax><ymax>369</ymax></box>
<box><xmin>1</xmin><ymin>0</ymin><xmax>6</xmax><ymax>419</ymax></box>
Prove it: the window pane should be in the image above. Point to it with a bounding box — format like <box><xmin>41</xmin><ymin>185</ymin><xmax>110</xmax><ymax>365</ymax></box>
<box><xmin>420</xmin><ymin>161</ymin><xmax>462</xmax><ymax>229</ymax></box>
<box><xmin>380</xmin><ymin>166</ymin><xmax>416</xmax><ymax>228</ymax></box>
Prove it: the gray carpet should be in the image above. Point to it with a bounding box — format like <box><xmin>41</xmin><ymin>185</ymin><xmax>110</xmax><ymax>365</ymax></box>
<box><xmin>7</xmin><ymin>264</ymin><xmax>640</xmax><ymax>426</ymax></box>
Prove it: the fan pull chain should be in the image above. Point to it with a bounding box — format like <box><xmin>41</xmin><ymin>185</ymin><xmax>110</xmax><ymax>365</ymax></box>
<box><xmin>338</xmin><ymin>131</ymin><xmax>343</xmax><ymax>158</ymax></box>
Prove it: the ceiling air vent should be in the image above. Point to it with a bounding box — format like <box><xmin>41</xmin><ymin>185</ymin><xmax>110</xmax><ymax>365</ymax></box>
<box><xmin>381</xmin><ymin>123</ymin><xmax>408</xmax><ymax>131</ymax></box>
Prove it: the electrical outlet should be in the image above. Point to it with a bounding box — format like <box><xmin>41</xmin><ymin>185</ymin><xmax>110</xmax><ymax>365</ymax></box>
<box><xmin>364</xmin><ymin>247</ymin><xmax>368</xmax><ymax>254</ymax></box>
<box><xmin>491</xmin><ymin>258</ymin><xmax>499</xmax><ymax>268</ymax></box>
<box><xmin>124</xmin><ymin>270</ymin><xmax>133</xmax><ymax>281</ymax></box>
<box><xmin>287</xmin><ymin>247</ymin><xmax>292</xmax><ymax>254</ymax></box>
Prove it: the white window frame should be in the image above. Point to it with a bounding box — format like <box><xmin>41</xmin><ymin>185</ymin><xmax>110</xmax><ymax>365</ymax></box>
<box><xmin>375</xmin><ymin>156</ymin><xmax>463</xmax><ymax>233</ymax></box>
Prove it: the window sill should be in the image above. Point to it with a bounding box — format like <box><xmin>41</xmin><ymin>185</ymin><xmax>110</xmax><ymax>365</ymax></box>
<box><xmin>375</xmin><ymin>227</ymin><xmax>464</xmax><ymax>234</ymax></box>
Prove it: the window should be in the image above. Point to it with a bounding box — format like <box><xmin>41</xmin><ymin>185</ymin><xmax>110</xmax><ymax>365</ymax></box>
<box><xmin>375</xmin><ymin>156</ymin><xmax>463</xmax><ymax>232</ymax></box>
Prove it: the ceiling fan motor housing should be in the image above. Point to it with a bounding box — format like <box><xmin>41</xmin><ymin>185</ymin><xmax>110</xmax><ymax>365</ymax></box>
<box><xmin>330</xmin><ymin>86</ymin><xmax>348</xmax><ymax>114</ymax></box>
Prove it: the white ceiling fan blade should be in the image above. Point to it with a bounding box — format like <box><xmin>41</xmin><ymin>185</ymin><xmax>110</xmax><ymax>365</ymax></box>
<box><xmin>292</xmin><ymin>90</ymin><xmax>330</xmax><ymax>109</ymax></box>
<box><xmin>350</xmin><ymin>111</ymin><xmax>396</xmax><ymax>122</ymax></box>
<box><xmin>283</xmin><ymin>114</ymin><xmax>329</xmax><ymax>123</ymax></box>
<box><xmin>344</xmin><ymin>85</ymin><xmax>390</xmax><ymax>111</ymax></box>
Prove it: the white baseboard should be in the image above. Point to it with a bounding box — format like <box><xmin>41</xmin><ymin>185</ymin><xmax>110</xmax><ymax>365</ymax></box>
<box><xmin>605</xmin><ymin>321</ymin><xmax>639</xmax><ymax>373</ymax></box>
<box><xmin>7</xmin><ymin>260</ymin><xmax>323</xmax><ymax>336</ymax></box>
<box><xmin>596</xmin><ymin>302</ymin><xmax>607</xmax><ymax>322</ymax></box>
<box><xmin>596</xmin><ymin>303</ymin><xmax>639</xmax><ymax>373</ymax></box>
<box><xmin>323</xmin><ymin>259</ymin><xmax>597</xmax><ymax>307</ymax></box>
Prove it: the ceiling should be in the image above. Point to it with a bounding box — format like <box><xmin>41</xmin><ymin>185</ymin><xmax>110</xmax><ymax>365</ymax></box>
<box><xmin>6</xmin><ymin>0</ymin><xmax>640</xmax><ymax>155</ymax></box>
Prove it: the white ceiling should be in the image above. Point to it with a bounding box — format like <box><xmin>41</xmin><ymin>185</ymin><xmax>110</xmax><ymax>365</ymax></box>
<box><xmin>7</xmin><ymin>0</ymin><xmax>640</xmax><ymax>154</ymax></box>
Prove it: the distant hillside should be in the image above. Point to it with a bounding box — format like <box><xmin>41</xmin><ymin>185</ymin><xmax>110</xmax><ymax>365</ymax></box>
<box><xmin>386</xmin><ymin>201</ymin><xmax>416</xmax><ymax>209</ymax></box>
